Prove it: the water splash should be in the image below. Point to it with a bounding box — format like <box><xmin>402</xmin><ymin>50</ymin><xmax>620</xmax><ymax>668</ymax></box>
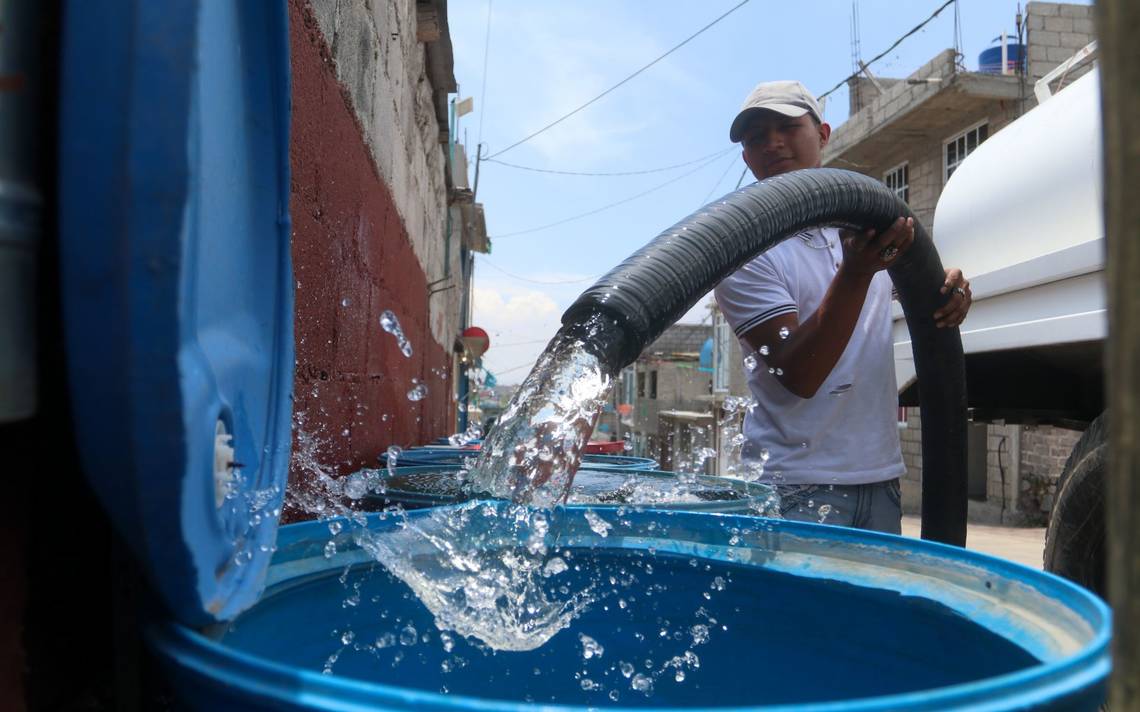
<box><xmin>469</xmin><ymin>320</ymin><xmax>614</xmax><ymax>508</ymax></box>
<box><xmin>380</xmin><ymin>309</ymin><xmax>414</xmax><ymax>358</ymax></box>
<box><xmin>353</xmin><ymin>502</ymin><xmax>595</xmax><ymax>652</ymax></box>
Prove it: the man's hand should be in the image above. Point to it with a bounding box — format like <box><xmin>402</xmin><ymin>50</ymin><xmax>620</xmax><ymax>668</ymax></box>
<box><xmin>838</xmin><ymin>217</ymin><xmax>915</xmax><ymax>277</ymax></box>
<box><xmin>934</xmin><ymin>269</ymin><xmax>972</xmax><ymax>328</ymax></box>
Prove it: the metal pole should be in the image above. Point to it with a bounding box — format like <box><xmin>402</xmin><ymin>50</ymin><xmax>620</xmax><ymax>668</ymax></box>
<box><xmin>1098</xmin><ymin>0</ymin><xmax>1140</xmax><ymax>707</ymax></box>
<box><xmin>472</xmin><ymin>143</ymin><xmax>483</xmax><ymax>202</ymax></box>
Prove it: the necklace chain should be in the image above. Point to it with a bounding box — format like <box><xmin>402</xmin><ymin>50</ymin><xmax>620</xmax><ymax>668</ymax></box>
<box><xmin>796</xmin><ymin>230</ymin><xmax>835</xmax><ymax>250</ymax></box>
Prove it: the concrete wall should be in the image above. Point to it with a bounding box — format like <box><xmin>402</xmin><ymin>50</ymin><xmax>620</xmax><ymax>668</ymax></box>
<box><xmin>900</xmin><ymin>410</ymin><xmax>1085</xmax><ymax>525</ymax></box>
<box><xmin>308</xmin><ymin>0</ymin><xmax>461</xmax><ymax>351</ymax></box>
<box><xmin>1026</xmin><ymin>2</ymin><xmax>1097</xmax><ymax>83</ymax></box>
<box><xmin>287</xmin><ymin>0</ymin><xmax>459</xmax><ymax>502</ymax></box>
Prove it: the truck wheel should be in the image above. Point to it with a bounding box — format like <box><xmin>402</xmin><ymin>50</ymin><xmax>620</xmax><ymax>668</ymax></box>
<box><xmin>1043</xmin><ymin>413</ymin><xmax>1107</xmax><ymax>597</ymax></box>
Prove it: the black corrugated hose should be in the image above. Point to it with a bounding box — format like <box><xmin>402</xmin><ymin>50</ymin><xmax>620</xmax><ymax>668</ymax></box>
<box><xmin>559</xmin><ymin>168</ymin><xmax>968</xmax><ymax>546</ymax></box>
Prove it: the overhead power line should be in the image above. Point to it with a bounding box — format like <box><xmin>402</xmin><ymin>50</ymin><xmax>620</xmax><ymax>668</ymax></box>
<box><xmin>818</xmin><ymin>0</ymin><xmax>956</xmax><ymax>101</ymax></box>
<box><xmin>486</xmin><ymin>0</ymin><xmax>753</xmax><ymax>159</ymax></box>
<box><xmin>485</xmin><ymin>148</ymin><xmax>734</xmax><ymax>177</ymax></box>
<box><xmin>476</xmin><ymin>0</ymin><xmax>493</xmax><ymax>148</ymax></box>
<box><xmin>479</xmin><ymin>257</ymin><xmax>600</xmax><ymax>285</ymax></box>
<box><xmin>698</xmin><ymin>152</ymin><xmax>744</xmax><ymax>207</ymax></box>
<box><xmin>491</xmin><ymin>150</ymin><xmax>728</xmax><ymax>239</ymax></box>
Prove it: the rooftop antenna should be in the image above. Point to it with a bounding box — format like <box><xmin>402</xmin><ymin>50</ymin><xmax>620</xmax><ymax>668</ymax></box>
<box><xmin>953</xmin><ymin>0</ymin><xmax>964</xmax><ymax>70</ymax></box>
<box><xmin>850</xmin><ymin>0</ymin><xmax>863</xmax><ymax>111</ymax></box>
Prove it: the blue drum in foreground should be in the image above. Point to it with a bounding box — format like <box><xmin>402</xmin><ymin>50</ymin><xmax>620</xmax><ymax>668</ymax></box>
<box><xmin>150</xmin><ymin>505</ymin><xmax>1110</xmax><ymax>710</ymax></box>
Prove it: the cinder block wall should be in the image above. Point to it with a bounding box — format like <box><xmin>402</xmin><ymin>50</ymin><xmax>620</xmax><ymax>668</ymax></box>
<box><xmin>900</xmin><ymin>411</ymin><xmax>1085</xmax><ymax>525</ymax></box>
<box><xmin>1026</xmin><ymin>2</ymin><xmax>1097</xmax><ymax>82</ymax></box>
<box><xmin>287</xmin><ymin>0</ymin><xmax>459</xmax><ymax>502</ymax></box>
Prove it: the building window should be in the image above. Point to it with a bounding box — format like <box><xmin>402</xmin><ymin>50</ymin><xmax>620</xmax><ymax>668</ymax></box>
<box><xmin>637</xmin><ymin>371</ymin><xmax>645</xmax><ymax>398</ymax></box>
<box><xmin>883</xmin><ymin>162</ymin><xmax>909</xmax><ymax>203</ymax></box>
<box><xmin>649</xmin><ymin>371</ymin><xmax>658</xmax><ymax>399</ymax></box>
<box><xmin>944</xmin><ymin>122</ymin><xmax>989</xmax><ymax>183</ymax></box>
<box><xmin>622</xmin><ymin>367</ymin><xmax>636</xmax><ymax>405</ymax></box>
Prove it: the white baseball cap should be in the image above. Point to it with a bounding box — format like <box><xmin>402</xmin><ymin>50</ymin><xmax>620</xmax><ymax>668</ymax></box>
<box><xmin>729</xmin><ymin>80</ymin><xmax>824</xmax><ymax>142</ymax></box>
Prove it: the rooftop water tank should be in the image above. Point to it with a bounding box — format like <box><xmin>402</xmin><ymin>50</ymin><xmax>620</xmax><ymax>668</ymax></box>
<box><xmin>979</xmin><ymin>36</ymin><xmax>1026</xmax><ymax>75</ymax></box>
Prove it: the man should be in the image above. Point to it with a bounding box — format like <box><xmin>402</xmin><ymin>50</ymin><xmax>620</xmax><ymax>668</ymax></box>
<box><xmin>714</xmin><ymin>80</ymin><xmax>972</xmax><ymax>533</ymax></box>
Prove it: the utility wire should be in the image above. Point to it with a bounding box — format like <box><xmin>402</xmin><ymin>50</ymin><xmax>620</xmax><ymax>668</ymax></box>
<box><xmin>479</xmin><ymin>257</ymin><xmax>600</xmax><ymax>285</ymax></box>
<box><xmin>733</xmin><ymin>166</ymin><xmax>751</xmax><ymax>190</ymax></box>
<box><xmin>476</xmin><ymin>0</ymin><xmax>493</xmax><ymax>148</ymax></box>
<box><xmin>486</xmin><ymin>0</ymin><xmax>753</xmax><ymax>159</ymax></box>
<box><xmin>485</xmin><ymin>147</ymin><xmax>734</xmax><ymax>177</ymax></box>
<box><xmin>817</xmin><ymin>0</ymin><xmax>956</xmax><ymax>101</ymax></box>
<box><xmin>492</xmin><ymin>337</ymin><xmax>553</xmax><ymax>348</ymax></box>
<box><xmin>698</xmin><ymin>152</ymin><xmax>744</xmax><ymax>207</ymax></box>
<box><xmin>491</xmin><ymin>151</ymin><xmax>728</xmax><ymax>239</ymax></box>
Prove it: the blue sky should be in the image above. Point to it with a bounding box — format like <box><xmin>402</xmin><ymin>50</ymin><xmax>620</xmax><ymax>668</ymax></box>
<box><xmin>447</xmin><ymin>1</ymin><xmax>1088</xmax><ymax>384</ymax></box>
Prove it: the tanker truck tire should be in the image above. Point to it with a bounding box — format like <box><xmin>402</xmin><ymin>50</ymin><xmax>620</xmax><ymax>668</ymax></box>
<box><xmin>1043</xmin><ymin>412</ymin><xmax>1107</xmax><ymax>598</ymax></box>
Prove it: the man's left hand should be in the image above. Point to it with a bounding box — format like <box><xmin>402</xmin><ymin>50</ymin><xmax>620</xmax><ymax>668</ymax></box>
<box><xmin>934</xmin><ymin>268</ymin><xmax>971</xmax><ymax>328</ymax></box>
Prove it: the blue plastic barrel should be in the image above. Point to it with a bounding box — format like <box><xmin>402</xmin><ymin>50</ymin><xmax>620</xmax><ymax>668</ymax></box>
<box><xmin>384</xmin><ymin>446</ymin><xmax>659</xmax><ymax>471</ymax></box>
<box><xmin>150</xmin><ymin>506</ymin><xmax>1109</xmax><ymax>710</ymax></box>
<box><xmin>979</xmin><ymin>43</ymin><xmax>1026</xmax><ymax>74</ymax></box>
<box><xmin>359</xmin><ymin>465</ymin><xmax>773</xmax><ymax>514</ymax></box>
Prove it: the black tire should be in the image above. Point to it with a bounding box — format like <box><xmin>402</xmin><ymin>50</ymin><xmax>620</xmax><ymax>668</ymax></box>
<box><xmin>1043</xmin><ymin>412</ymin><xmax>1107</xmax><ymax>597</ymax></box>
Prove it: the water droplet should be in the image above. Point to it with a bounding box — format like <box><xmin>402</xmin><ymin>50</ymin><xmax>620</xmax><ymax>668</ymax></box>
<box><xmin>327</xmin><ymin>521</ymin><xmax>343</xmax><ymax>536</ymax></box>
<box><xmin>675</xmin><ymin>670</ymin><xmax>686</xmax><ymax>682</ymax></box>
<box><xmin>543</xmin><ymin>557</ymin><xmax>568</xmax><ymax>577</ymax></box>
<box><xmin>440</xmin><ymin>631</ymin><xmax>455</xmax><ymax>652</ymax></box>
<box><xmin>341</xmin><ymin>630</ymin><xmax>355</xmax><ymax>645</ymax></box>
<box><xmin>579</xmin><ymin>633</ymin><xmax>604</xmax><ymax>660</ymax></box>
<box><xmin>631</xmin><ymin>674</ymin><xmax>654</xmax><ymax>694</ymax></box>
<box><xmin>341</xmin><ymin>428</ymin><xmax>350</xmax><ymax>437</ymax></box>
<box><xmin>759</xmin><ymin>448</ymin><xmax>770</xmax><ymax>462</ymax></box>
<box><xmin>743</xmin><ymin>353</ymin><xmax>758</xmax><ymax>371</ymax></box>
<box><xmin>759</xmin><ymin>344</ymin><xmax>770</xmax><ymax>356</ymax></box>
<box><xmin>778</xmin><ymin>326</ymin><xmax>790</xmax><ymax>340</ymax></box>
<box><xmin>340</xmin><ymin>298</ymin><xmax>350</xmax><ymax>307</ymax></box>
<box><xmin>623</xmin><ymin>439</ymin><xmax>633</xmax><ymax>452</ymax></box>
<box><xmin>580</xmin><ymin>678</ymin><xmax>600</xmax><ymax>691</ymax></box>
<box><xmin>583</xmin><ymin>510</ymin><xmax>612</xmax><ymax>537</ymax></box>
<box><xmin>375</xmin><ymin>633</ymin><xmax>396</xmax><ymax>648</ymax></box>
<box><xmin>775</xmin><ymin>368</ymin><xmax>783</xmax><ymax>376</ymax></box>
<box><xmin>323</xmin><ymin>540</ymin><xmax>337</xmax><ymax>558</ymax></box>
<box><xmin>379</xmin><ymin>310</ymin><xmax>414</xmax><ymax>358</ymax></box>
<box><xmin>690</xmin><ymin>624</ymin><xmax>710</xmax><ymax>645</ymax></box>
<box><xmin>767</xmin><ymin>367</ymin><xmax>775</xmax><ymax>375</ymax></box>
<box><xmin>407</xmin><ymin>379</ymin><xmax>428</xmax><ymax>401</ymax></box>
<box><xmin>400</xmin><ymin>624</ymin><xmax>418</xmax><ymax>646</ymax></box>
<box><xmin>608</xmin><ymin>690</ymin><xmax>620</xmax><ymax>702</ymax></box>
<box><xmin>620</xmin><ymin>662</ymin><xmax>635</xmax><ymax>678</ymax></box>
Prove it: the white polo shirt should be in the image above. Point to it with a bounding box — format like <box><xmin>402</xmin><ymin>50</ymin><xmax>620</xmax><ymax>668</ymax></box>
<box><xmin>713</xmin><ymin>226</ymin><xmax>904</xmax><ymax>486</ymax></box>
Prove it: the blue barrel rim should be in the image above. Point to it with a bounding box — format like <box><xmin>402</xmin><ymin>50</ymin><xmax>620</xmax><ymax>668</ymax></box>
<box><xmin>359</xmin><ymin>465</ymin><xmax>773</xmax><ymax>513</ymax></box>
<box><xmin>150</xmin><ymin>507</ymin><xmax>1111</xmax><ymax>711</ymax></box>
<box><xmin>382</xmin><ymin>447</ymin><xmax>659</xmax><ymax>471</ymax></box>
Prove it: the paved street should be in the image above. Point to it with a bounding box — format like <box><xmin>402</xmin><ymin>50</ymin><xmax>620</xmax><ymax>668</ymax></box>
<box><xmin>901</xmin><ymin>516</ymin><xmax>1046</xmax><ymax>570</ymax></box>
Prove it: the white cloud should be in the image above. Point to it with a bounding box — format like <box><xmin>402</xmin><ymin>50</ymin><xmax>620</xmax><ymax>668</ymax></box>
<box><xmin>472</xmin><ymin>286</ymin><xmax>563</xmax><ymax>384</ymax></box>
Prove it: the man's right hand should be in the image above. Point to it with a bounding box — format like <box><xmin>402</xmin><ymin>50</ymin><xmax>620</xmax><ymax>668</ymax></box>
<box><xmin>839</xmin><ymin>217</ymin><xmax>915</xmax><ymax>277</ymax></box>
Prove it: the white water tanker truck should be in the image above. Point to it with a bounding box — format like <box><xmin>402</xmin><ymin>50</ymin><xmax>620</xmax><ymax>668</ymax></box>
<box><xmin>892</xmin><ymin>64</ymin><xmax>1106</xmax><ymax>595</ymax></box>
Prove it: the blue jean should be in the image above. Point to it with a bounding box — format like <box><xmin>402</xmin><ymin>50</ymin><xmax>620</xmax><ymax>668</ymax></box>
<box><xmin>774</xmin><ymin>479</ymin><xmax>902</xmax><ymax>535</ymax></box>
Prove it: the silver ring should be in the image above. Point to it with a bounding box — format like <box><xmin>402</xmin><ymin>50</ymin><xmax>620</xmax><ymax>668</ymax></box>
<box><xmin>880</xmin><ymin>245</ymin><xmax>899</xmax><ymax>260</ymax></box>
<box><xmin>953</xmin><ymin>286</ymin><xmax>966</xmax><ymax>297</ymax></box>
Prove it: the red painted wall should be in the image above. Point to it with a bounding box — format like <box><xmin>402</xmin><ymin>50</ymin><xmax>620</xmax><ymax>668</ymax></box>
<box><xmin>287</xmin><ymin>0</ymin><xmax>454</xmax><ymax>504</ymax></box>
